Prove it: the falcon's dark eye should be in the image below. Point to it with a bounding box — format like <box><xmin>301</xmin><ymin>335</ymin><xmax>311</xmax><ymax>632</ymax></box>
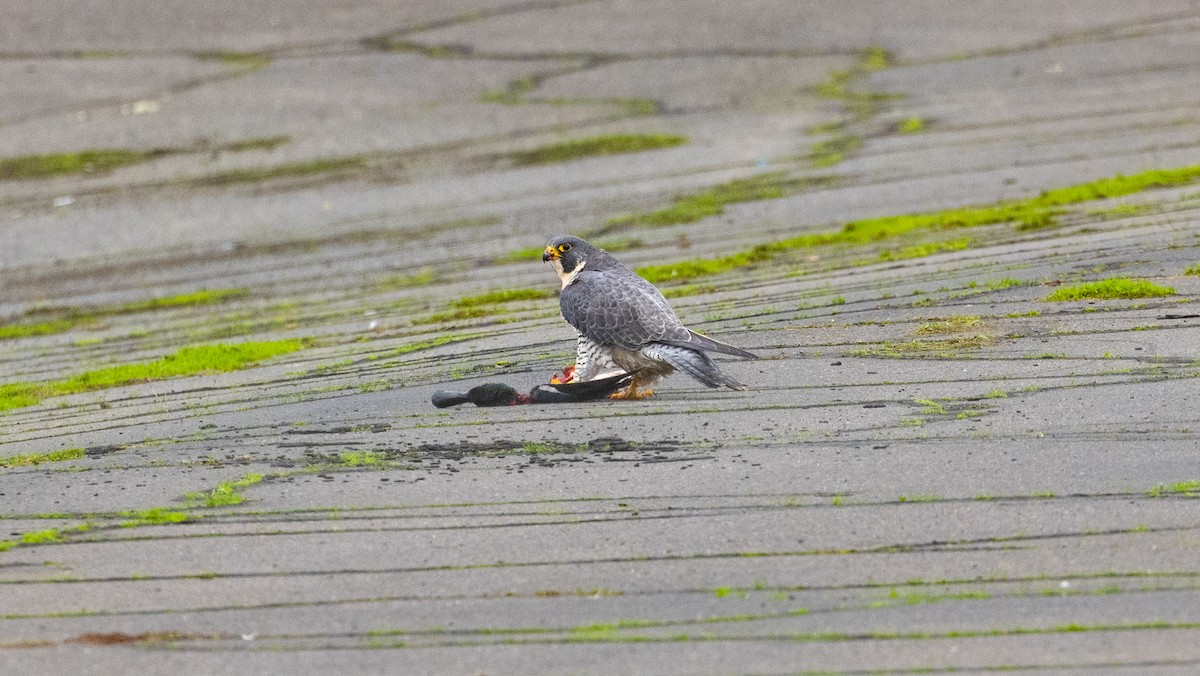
<box><xmin>559</xmin><ymin>243</ymin><xmax>573</xmax><ymax>252</ymax></box>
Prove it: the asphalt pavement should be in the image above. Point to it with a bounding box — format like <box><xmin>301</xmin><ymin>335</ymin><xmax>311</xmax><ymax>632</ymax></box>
<box><xmin>3</xmin><ymin>2</ymin><xmax>1200</xmax><ymax>673</ymax></box>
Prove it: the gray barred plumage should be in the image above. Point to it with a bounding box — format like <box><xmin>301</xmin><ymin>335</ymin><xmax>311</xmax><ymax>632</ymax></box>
<box><xmin>573</xmin><ymin>331</ymin><xmax>619</xmax><ymax>382</ymax></box>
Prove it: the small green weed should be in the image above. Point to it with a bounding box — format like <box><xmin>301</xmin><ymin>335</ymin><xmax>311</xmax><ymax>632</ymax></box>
<box><xmin>917</xmin><ymin>315</ymin><xmax>981</xmax><ymax>335</ymax></box>
<box><xmin>185</xmin><ymin>473</ymin><xmax>264</xmax><ymax>508</ymax></box>
<box><xmin>480</xmin><ymin>74</ymin><xmax>537</xmax><ymax>105</ymax></box>
<box><xmin>1148</xmin><ymin>479</ymin><xmax>1200</xmax><ymax>497</ymax></box>
<box><xmin>1</xmin><ymin>448</ymin><xmax>85</xmax><ymax>469</ymax></box>
<box><xmin>895</xmin><ymin>117</ymin><xmax>925</xmax><ymax>134</ymax></box>
<box><xmin>914</xmin><ymin>399</ymin><xmax>947</xmax><ymax>415</ymax></box>
<box><xmin>986</xmin><ymin>278</ymin><xmax>1025</xmax><ymax>290</ymax></box>
<box><xmin>340</xmin><ymin>451</ymin><xmax>388</xmax><ymax>467</ymax></box>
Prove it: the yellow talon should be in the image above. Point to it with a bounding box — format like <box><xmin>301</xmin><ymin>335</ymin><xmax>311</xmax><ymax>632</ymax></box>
<box><xmin>609</xmin><ymin>379</ymin><xmax>654</xmax><ymax>400</ymax></box>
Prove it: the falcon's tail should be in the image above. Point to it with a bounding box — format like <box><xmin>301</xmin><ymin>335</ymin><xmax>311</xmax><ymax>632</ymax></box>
<box><xmin>646</xmin><ymin>344</ymin><xmax>747</xmax><ymax>391</ymax></box>
<box><xmin>661</xmin><ymin>329</ymin><xmax>758</xmax><ymax>360</ymax></box>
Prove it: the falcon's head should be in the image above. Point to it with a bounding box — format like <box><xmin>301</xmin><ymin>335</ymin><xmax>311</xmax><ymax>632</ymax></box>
<box><xmin>542</xmin><ymin>235</ymin><xmax>594</xmax><ymax>287</ymax></box>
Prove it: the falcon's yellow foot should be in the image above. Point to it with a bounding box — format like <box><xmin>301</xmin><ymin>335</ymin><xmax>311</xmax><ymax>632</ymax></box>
<box><xmin>609</xmin><ymin>380</ymin><xmax>654</xmax><ymax>400</ymax></box>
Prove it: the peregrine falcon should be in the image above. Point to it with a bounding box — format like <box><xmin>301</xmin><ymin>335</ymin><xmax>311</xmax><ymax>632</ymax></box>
<box><xmin>542</xmin><ymin>235</ymin><xmax>757</xmax><ymax>399</ymax></box>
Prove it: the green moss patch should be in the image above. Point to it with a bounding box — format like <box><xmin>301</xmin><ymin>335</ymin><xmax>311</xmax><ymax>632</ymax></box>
<box><xmin>1185</xmin><ymin>264</ymin><xmax>1200</xmax><ymax>276</ymax></box>
<box><xmin>1148</xmin><ymin>479</ymin><xmax>1200</xmax><ymax>497</ymax></box>
<box><xmin>340</xmin><ymin>451</ymin><xmax>388</xmax><ymax>467</ymax></box>
<box><xmin>482</xmin><ymin>75</ymin><xmax>538</xmax><ymax>105</ymax></box>
<box><xmin>637</xmin><ymin>164</ymin><xmax>1200</xmax><ymax>284</ymax></box>
<box><xmin>390</xmin><ymin>335</ymin><xmax>470</xmax><ymax>356</ymax></box>
<box><xmin>806</xmin><ymin>47</ymin><xmax>898</xmax><ymax>167</ymax></box>
<box><xmin>0</xmin><ymin>339</ymin><xmax>306</xmax><ymax>412</ymax></box>
<box><xmin>606</xmin><ymin>172</ymin><xmax>837</xmax><ymax>231</ymax></box>
<box><xmin>1</xmin><ymin>448</ymin><xmax>85</xmax><ymax>469</ymax></box>
<box><xmin>1044</xmin><ymin>278</ymin><xmax>1175</xmax><ymax>302</ymax></box>
<box><xmin>815</xmin><ymin>69</ymin><xmax>891</xmax><ymax>110</ymax></box>
<box><xmin>19</xmin><ymin>529</ymin><xmax>65</xmax><ymax>545</ymax></box>
<box><xmin>416</xmin><ymin>286</ymin><xmax>553</xmax><ymax>327</ymax></box>
<box><xmin>414</xmin><ymin>306</ymin><xmax>501</xmax><ymax>325</ymax></box>
<box><xmin>118</xmin><ymin>289</ymin><xmax>249</xmax><ymax>314</ymax></box>
<box><xmin>986</xmin><ymin>278</ymin><xmax>1026</xmax><ymax>291</ymax></box>
<box><xmin>505</xmin><ymin>134</ymin><xmax>686</xmax><ymax>167</ymax></box>
<box><xmin>479</xmin><ymin>70</ymin><xmax>659</xmax><ymax>115</ymax></box>
<box><xmin>661</xmin><ymin>284</ymin><xmax>719</xmax><ymax>299</ymax></box>
<box><xmin>118</xmin><ymin>508</ymin><xmax>191</xmax><ymax>528</ymax></box>
<box><xmin>809</xmin><ymin>134</ymin><xmax>862</xmax><ymax>168</ymax></box>
<box><xmin>0</xmin><ymin>318</ymin><xmax>81</xmax><ymax>342</ymax></box>
<box><xmin>1084</xmin><ymin>203</ymin><xmax>1153</xmax><ymax>220</ymax></box>
<box><xmin>1039</xmin><ymin>166</ymin><xmax>1200</xmax><ymax>204</ymax></box>
<box><xmin>0</xmin><ymin>523</ymin><xmax>91</xmax><ymax>553</ymax></box>
<box><xmin>0</xmin><ymin>135</ymin><xmax>293</xmax><ymax>182</ymax></box>
<box><xmin>373</xmin><ymin>269</ymin><xmax>438</xmax><ymax>291</ymax></box>
<box><xmin>916</xmin><ymin>315</ymin><xmax>982</xmax><ymax>335</ymax></box>
<box><xmin>218</xmin><ymin>135</ymin><xmax>291</xmax><ymax>153</ymax></box>
<box><xmin>638</xmin><ymin>245</ymin><xmax>779</xmax><ymax>284</ymax></box>
<box><xmin>879</xmin><ymin>238</ymin><xmax>971</xmax><ymax>261</ymax></box>
<box><xmin>860</xmin><ymin>46</ymin><xmax>893</xmax><ymax>71</ymax></box>
<box><xmin>451</xmin><ymin>288</ymin><xmax>552</xmax><ymax>308</ymax></box>
<box><xmin>850</xmin><ymin>335</ymin><xmax>993</xmax><ymax>358</ymax></box>
<box><xmin>194</xmin><ymin>50</ymin><xmax>272</xmax><ymax>71</ymax></box>
<box><xmin>196</xmin><ymin>156</ymin><xmax>367</xmax><ymax>186</ymax></box>
<box><xmin>2</xmin><ymin>288</ymin><xmax>249</xmax><ymax>342</ymax></box>
<box><xmin>0</xmin><ymin>149</ymin><xmax>173</xmax><ymax>181</ymax></box>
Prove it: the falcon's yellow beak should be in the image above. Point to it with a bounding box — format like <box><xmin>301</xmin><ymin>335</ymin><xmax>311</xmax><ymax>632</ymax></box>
<box><xmin>542</xmin><ymin>245</ymin><xmax>560</xmax><ymax>262</ymax></box>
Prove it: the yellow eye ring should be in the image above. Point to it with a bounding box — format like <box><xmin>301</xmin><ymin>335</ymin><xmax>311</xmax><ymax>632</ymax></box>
<box><xmin>559</xmin><ymin>243</ymin><xmax>573</xmax><ymax>252</ymax></box>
